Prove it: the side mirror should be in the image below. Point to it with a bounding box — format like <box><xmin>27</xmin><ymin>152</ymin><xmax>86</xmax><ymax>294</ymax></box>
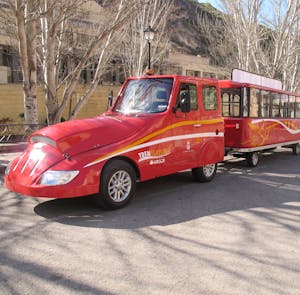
<box><xmin>179</xmin><ymin>91</ymin><xmax>190</xmax><ymax>113</ymax></box>
<box><xmin>106</xmin><ymin>90</ymin><xmax>113</xmax><ymax>110</ymax></box>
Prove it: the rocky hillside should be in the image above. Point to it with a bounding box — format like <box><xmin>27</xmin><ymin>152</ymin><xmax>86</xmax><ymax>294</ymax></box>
<box><xmin>168</xmin><ymin>0</ymin><xmax>223</xmax><ymax>60</ymax></box>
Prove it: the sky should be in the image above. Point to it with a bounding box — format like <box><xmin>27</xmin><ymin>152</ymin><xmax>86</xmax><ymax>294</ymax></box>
<box><xmin>198</xmin><ymin>0</ymin><xmax>221</xmax><ymax>10</ymax></box>
<box><xmin>198</xmin><ymin>0</ymin><xmax>276</xmax><ymax>22</ymax></box>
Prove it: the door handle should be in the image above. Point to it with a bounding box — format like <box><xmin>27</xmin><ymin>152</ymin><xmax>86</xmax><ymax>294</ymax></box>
<box><xmin>193</xmin><ymin>124</ymin><xmax>201</xmax><ymax>127</ymax></box>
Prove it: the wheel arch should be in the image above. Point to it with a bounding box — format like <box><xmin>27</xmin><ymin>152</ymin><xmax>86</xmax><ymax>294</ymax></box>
<box><xmin>102</xmin><ymin>156</ymin><xmax>141</xmax><ymax>181</ymax></box>
<box><xmin>197</xmin><ymin>139</ymin><xmax>224</xmax><ymax>166</ymax></box>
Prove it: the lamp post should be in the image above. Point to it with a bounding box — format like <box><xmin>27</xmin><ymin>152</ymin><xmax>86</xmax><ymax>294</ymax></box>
<box><xmin>144</xmin><ymin>25</ymin><xmax>155</xmax><ymax>71</ymax></box>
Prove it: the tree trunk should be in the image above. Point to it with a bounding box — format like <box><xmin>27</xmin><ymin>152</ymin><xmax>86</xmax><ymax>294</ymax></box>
<box><xmin>16</xmin><ymin>1</ymin><xmax>38</xmax><ymax>132</ymax></box>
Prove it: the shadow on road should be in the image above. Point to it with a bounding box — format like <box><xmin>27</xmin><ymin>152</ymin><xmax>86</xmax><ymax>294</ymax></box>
<box><xmin>33</xmin><ymin>150</ymin><xmax>300</xmax><ymax>229</ymax></box>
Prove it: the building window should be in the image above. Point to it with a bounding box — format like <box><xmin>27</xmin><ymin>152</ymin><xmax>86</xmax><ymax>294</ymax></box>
<box><xmin>186</xmin><ymin>70</ymin><xmax>201</xmax><ymax>77</ymax></box>
<box><xmin>203</xmin><ymin>72</ymin><xmax>216</xmax><ymax>78</ymax></box>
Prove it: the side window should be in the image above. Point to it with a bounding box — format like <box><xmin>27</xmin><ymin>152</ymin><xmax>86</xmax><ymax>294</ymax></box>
<box><xmin>222</xmin><ymin>93</ymin><xmax>230</xmax><ymax>116</ymax></box>
<box><xmin>231</xmin><ymin>94</ymin><xmax>241</xmax><ymax>116</ymax></box>
<box><xmin>282</xmin><ymin>94</ymin><xmax>289</xmax><ymax>118</ymax></box>
<box><xmin>177</xmin><ymin>83</ymin><xmax>198</xmax><ymax>110</ymax></box>
<box><xmin>221</xmin><ymin>90</ymin><xmax>241</xmax><ymax>117</ymax></box>
<box><xmin>203</xmin><ymin>86</ymin><xmax>217</xmax><ymax>110</ymax></box>
<box><xmin>289</xmin><ymin>96</ymin><xmax>295</xmax><ymax>118</ymax></box>
<box><xmin>271</xmin><ymin>92</ymin><xmax>281</xmax><ymax>118</ymax></box>
<box><xmin>261</xmin><ymin>90</ymin><xmax>270</xmax><ymax>118</ymax></box>
<box><xmin>296</xmin><ymin>96</ymin><xmax>300</xmax><ymax>118</ymax></box>
<box><xmin>249</xmin><ymin>88</ymin><xmax>259</xmax><ymax>117</ymax></box>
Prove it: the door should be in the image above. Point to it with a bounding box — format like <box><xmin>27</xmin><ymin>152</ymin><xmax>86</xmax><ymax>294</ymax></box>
<box><xmin>171</xmin><ymin>81</ymin><xmax>201</xmax><ymax>169</ymax></box>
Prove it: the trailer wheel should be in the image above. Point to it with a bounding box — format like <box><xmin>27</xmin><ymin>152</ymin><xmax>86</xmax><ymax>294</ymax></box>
<box><xmin>192</xmin><ymin>163</ymin><xmax>217</xmax><ymax>182</ymax></box>
<box><xmin>95</xmin><ymin>159</ymin><xmax>136</xmax><ymax>210</ymax></box>
<box><xmin>246</xmin><ymin>152</ymin><xmax>259</xmax><ymax>167</ymax></box>
<box><xmin>292</xmin><ymin>143</ymin><xmax>300</xmax><ymax>155</ymax></box>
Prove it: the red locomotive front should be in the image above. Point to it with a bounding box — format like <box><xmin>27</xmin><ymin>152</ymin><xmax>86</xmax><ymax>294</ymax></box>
<box><xmin>5</xmin><ymin>75</ymin><xmax>224</xmax><ymax>209</ymax></box>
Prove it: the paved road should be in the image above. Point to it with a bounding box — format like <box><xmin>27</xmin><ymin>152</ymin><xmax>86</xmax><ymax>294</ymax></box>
<box><xmin>0</xmin><ymin>149</ymin><xmax>299</xmax><ymax>295</ymax></box>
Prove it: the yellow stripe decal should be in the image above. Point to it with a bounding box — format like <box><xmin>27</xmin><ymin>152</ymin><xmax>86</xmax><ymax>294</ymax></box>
<box><xmin>85</xmin><ymin>119</ymin><xmax>223</xmax><ymax>168</ymax></box>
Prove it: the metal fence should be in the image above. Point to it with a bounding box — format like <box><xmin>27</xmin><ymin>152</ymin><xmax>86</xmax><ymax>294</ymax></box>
<box><xmin>0</xmin><ymin>124</ymin><xmax>46</xmax><ymax>143</ymax></box>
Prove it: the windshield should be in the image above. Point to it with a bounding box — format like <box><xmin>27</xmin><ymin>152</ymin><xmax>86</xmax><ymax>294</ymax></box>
<box><xmin>114</xmin><ymin>78</ymin><xmax>173</xmax><ymax>114</ymax></box>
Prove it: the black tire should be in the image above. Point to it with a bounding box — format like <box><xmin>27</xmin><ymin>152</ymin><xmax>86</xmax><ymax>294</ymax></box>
<box><xmin>95</xmin><ymin>159</ymin><xmax>136</xmax><ymax>210</ymax></box>
<box><xmin>292</xmin><ymin>143</ymin><xmax>300</xmax><ymax>155</ymax></box>
<box><xmin>192</xmin><ymin>163</ymin><xmax>217</xmax><ymax>182</ymax></box>
<box><xmin>246</xmin><ymin>152</ymin><xmax>259</xmax><ymax>167</ymax></box>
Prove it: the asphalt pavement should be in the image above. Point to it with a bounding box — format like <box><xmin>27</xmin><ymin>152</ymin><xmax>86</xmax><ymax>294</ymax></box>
<box><xmin>0</xmin><ymin>147</ymin><xmax>299</xmax><ymax>295</ymax></box>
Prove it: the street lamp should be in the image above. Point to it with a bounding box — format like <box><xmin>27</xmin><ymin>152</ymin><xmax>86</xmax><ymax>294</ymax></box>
<box><xmin>144</xmin><ymin>25</ymin><xmax>155</xmax><ymax>72</ymax></box>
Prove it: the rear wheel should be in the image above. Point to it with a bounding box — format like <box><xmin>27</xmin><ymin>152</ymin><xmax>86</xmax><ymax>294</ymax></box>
<box><xmin>246</xmin><ymin>152</ymin><xmax>259</xmax><ymax>167</ymax></box>
<box><xmin>95</xmin><ymin>159</ymin><xmax>136</xmax><ymax>210</ymax></box>
<box><xmin>192</xmin><ymin>163</ymin><xmax>217</xmax><ymax>182</ymax></box>
<box><xmin>292</xmin><ymin>143</ymin><xmax>300</xmax><ymax>155</ymax></box>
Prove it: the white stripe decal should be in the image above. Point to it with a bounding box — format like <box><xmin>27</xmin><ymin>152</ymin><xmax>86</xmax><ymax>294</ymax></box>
<box><xmin>84</xmin><ymin>132</ymin><xmax>224</xmax><ymax>168</ymax></box>
<box><xmin>138</xmin><ymin>153</ymin><xmax>171</xmax><ymax>162</ymax></box>
<box><xmin>252</xmin><ymin>119</ymin><xmax>300</xmax><ymax>134</ymax></box>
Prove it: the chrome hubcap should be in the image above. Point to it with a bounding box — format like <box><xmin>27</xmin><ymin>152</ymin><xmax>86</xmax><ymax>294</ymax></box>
<box><xmin>203</xmin><ymin>164</ymin><xmax>215</xmax><ymax>177</ymax></box>
<box><xmin>108</xmin><ymin>170</ymin><xmax>132</xmax><ymax>202</ymax></box>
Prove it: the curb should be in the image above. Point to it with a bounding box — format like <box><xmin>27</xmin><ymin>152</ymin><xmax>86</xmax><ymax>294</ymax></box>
<box><xmin>0</xmin><ymin>164</ymin><xmax>7</xmax><ymax>175</ymax></box>
<box><xmin>0</xmin><ymin>143</ymin><xmax>27</xmax><ymax>175</ymax></box>
<box><xmin>0</xmin><ymin>142</ymin><xmax>27</xmax><ymax>153</ymax></box>
<box><xmin>0</xmin><ymin>154</ymin><xmax>21</xmax><ymax>175</ymax></box>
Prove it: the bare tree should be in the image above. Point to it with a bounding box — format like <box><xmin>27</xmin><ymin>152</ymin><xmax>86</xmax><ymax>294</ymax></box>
<box><xmin>219</xmin><ymin>0</ymin><xmax>265</xmax><ymax>72</ymax></box>
<box><xmin>37</xmin><ymin>0</ymin><xmax>132</xmax><ymax>123</ymax></box>
<box><xmin>10</xmin><ymin>0</ymin><xmax>39</xmax><ymax>131</ymax></box>
<box><xmin>263</xmin><ymin>0</ymin><xmax>300</xmax><ymax>91</ymax></box>
<box><xmin>38</xmin><ymin>0</ymin><xmax>88</xmax><ymax>124</ymax></box>
<box><xmin>120</xmin><ymin>0</ymin><xmax>173</xmax><ymax>77</ymax></box>
<box><xmin>216</xmin><ymin>0</ymin><xmax>300</xmax><ymax>91</ymax></box>
<box><xmin>3</xmin><ymin>0</ymin><xmax>133</xmax><ymax>125</ymax></box>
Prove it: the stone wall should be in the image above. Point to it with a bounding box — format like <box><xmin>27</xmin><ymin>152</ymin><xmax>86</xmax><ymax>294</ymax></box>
<box><xmin>0</xmin><ymin>84</ymin><xmax>121</xmax><ymax>123</ymax></box>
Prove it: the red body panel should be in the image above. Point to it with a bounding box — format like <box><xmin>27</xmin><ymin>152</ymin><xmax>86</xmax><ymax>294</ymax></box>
<box><xmin>225</xmin><ymin>117</ymin><xmax>300</xmax><ymax>148</ymax></box>
<box><xmin>220</xmin><ymin>79</ymin><xmax>300</xmax><ymax>149</ymax></box>
<box><xmin>5</xmin><ymin>75</ymin><xmax>224</xmax><ymax>199</ymax></box>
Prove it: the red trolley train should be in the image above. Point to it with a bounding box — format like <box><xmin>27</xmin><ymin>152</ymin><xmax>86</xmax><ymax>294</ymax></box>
<box><xmin>220</xmin><ymin>79</ymin><xmax>300</xmax><ymax>166</ymax></box>
<box><xmin>4</xmin><ymin>71</ymin><xmax>300</xmax><ymax>208</ymax></box>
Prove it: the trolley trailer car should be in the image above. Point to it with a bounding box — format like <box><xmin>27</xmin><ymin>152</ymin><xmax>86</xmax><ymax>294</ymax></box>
<box><xmin>220</xmin><ymin>80</ymin><xmax>300</xmax><ymax>166</ymax></box>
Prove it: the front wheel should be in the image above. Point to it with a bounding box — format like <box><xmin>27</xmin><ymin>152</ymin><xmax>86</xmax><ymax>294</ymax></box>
<box><xmin>246</xmin><ymin>152</ymin><xmax>259</xmax><ymax>167</ymax></box>
<box><xmin>95</xmin><ymin>159</ymin><xmax>136</xmax><ymax>210</ymax></box>
<box><xmin>192</xmin><ymin>163</ymin><xmax>217</xmax><ymax>182</ymax></box>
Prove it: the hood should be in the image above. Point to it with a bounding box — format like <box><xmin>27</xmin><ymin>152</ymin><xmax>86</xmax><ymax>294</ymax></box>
<box><xmin>29</xmin><ymin>115</ymin><xmax>146</xmax><ymax>156</ymax></box>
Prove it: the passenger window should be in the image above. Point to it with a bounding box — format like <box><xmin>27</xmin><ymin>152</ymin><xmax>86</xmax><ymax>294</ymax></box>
<box><xmin>242</xmin><ymin>88</ymin><xmax>248</xmax><ymax>117</ymax></box>
<box><xmin>177</xmin><ymin>83</ymin><xmax>198</xmax><ymax>110</ymax></box>
<box><xmin>296</xmin><ymin>97</ymin><xmax>300</xmax><ymax>118</ymax></box>
<box><xmin>203</xmin><ymin>86</ymin><xmax>217</xmax><ymax>110</ymax></box>
<box><xmin>271</xmin><ymin>92</ymin><xmax>281</xmax><ymax>118</ymax></box>
<box><xmin>289</xmin><ymin>96</ymin><xmax>295</xmax><ymax>118</ymax></box>
<box><xmin>249</xmin><ymin>88</ymin><xmax>259</xmax><ymax>117</ymax></box>
<box><xmin>231</xmin><ymin>95</ymin><xmax>241</xmax><ymax>116</ymax></box>
<box><xmin>222</xmin><ymin>93</ymin><xmax>230</xmax><ymax>116</ymax></box>
<box><xmin>222</xmin><ymin>92</ymin><xmax>241</xmax><ymax>117</ymax></box>
<box><xmin>280</xmin><ymin>94</ymin><xmax>288</xmax><ymax>118</ymax></box>
<box><xmin>261</xmin><ymin>90</ymin><xmax>270</xmax><ymax>117</ymax></box>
